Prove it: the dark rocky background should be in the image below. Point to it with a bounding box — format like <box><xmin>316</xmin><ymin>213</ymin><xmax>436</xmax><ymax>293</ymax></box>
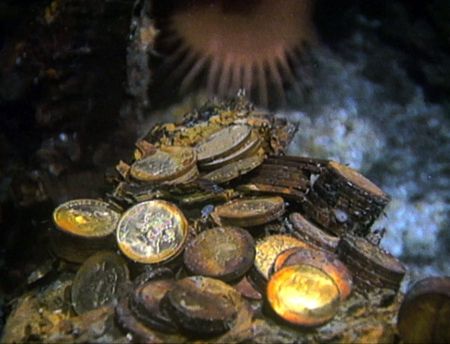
<box><xmin>1</xmin><ymin>0</ymin><xmax>449</xmax><ymax>333</ymax></box>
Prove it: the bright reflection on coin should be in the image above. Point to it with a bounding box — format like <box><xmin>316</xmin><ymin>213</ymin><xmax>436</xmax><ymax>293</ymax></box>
<box><xmin>117</xmin><ymin>200</ymin><xmax>188</xmax><ymax>264</ymax></box>
<box><xmin>267</xmin><ymin>264</ymin><xmax>340</xmax><ymax>327</ymax></box>
<box><xmin>53</xmin><ymin>199</ymin><xmax>120</xmax><ymax>237</ymax></box>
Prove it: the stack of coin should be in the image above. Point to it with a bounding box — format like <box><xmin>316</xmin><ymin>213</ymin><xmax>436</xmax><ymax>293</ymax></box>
<box><xmin>238</xmin><ymin>156</ymin><xmax>320</xmax><ymax>202</ymax></box>
<box><xmin>305</xmin><ymin>161</ymin><xmax>391</xmax><ymax>236</ymax></box>
<box><xmin>336</xmin><ymin>235</ymin><xmax>406</xmax><ymax>292</ymax></box>
<box><xmin>195</xmin><ymin>124</ymin><xmax>265</xmax><ymax>173</ymax></box>
<box><xmin>116</xmin><ymin>200</ymin><xmax>189</xmax><ymax>265</ymax></box>
<box><xmin>51</xmin><ymin>199</ymin><xmax>120</xmax><ymax>263</ymax></box>
<box><xmin>211</xmin><ymin>196</ymin><xmax>285</xmax><ymax>228</ymax></box>
<box><xmin>130</xmin><ymin>145</ymin><xmax>198</xmax><ymax>185</ymax></box>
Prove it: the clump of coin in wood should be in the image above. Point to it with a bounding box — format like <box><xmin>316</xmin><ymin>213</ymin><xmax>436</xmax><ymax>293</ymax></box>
<box><xmin>3</xmin><ymin>98</ymin><xmax>450</xmax><ymax>343</ymax></box>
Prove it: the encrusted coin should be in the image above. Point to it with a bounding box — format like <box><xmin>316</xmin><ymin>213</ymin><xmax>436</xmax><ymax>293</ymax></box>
<box><xmin>53</xmin><ymin>199</ymin><xmax>120</xmax><ymax>237</ymax></box>
<box><xmin>130</xmin><ymin>146</ymin><xmax>196</xmax><ymax>183</ymax></box>
<box><xmin>213</xmin><ymin>196</ymin><xmax>285</xmax><ymax>227</ymax></box>
<box><xmin>267</xmin><ymin>264</ymin><xmax>341</xmax><ymax>327</ymax></box>
<box><xmin>71</xmin><ymin>251</ymin><xmax>129</xmax><ymax>314</ymax></box>
<box><xmin>195</xmin><ymin>124</ymin><xmax>251</xmax><ymax>163</ymax></box>
<box><xmin>397</xmin><ymin>277</ymin><xmax>450</xmax><ymax>344</ymax></box>
<box><xmin>273</xmin><ymin>247</ymin><xmax>353</xmax><ymax>301</ymax></box>
<box><xmin>183</xmin><ymin>227</ymin><xmax>255</xmax><ymax>281</ymax></box>
<box><xmin>131</xmin><ymin>278</ymin><xmax>178</xmax><ymax>333</ymax></box>
<box><xmin>162</xmin><ymin>276</ymin><xmax>242</xmax><ymax>336</ymax></box>
<box><xmin>117</xmin><ymin>200</ymin><xmax>188</xmax><ymax>264</ymax></box>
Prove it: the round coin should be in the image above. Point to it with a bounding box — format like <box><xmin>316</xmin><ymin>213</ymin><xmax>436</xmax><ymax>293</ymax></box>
<box><xmin>130</xmin><ymin>146</ymin><xmax>196</xmax><ymax>183</ymax></box>
<box><xmin>53</xmin><ymin>199</ymin><xmax>120</xmax><ymax>238</ymax></box>
<box><xmin>273</xmin><ymin>247</ymin><xmax>353</xmax><ymax>301</ymax></box>
<box><xmin>117</xmin><ymin>200</ymin><xmax>189</xmax><ymax>264</ymax></box>
<box><xmin>183</xmin><ymin>227</ymin><xmax>255</xmax><ymax>281</ymax></box>
<box><xmin>202</xmin><ymin>154</ymin><xmax>264</xmax><ymax>184</ymax></box>
<box><xmin>162</xmin><ymin>276</ymin><xmax>242</xmax><ymax>336</ymax></box>
<box><xmin>253</xmin><ymin>234</ymin><xmax>311</xmax><ymax>284</ymax></box>
<box><xmin>213</xmin><ymin>196</ymin><xmax>285</xmax><ymax>227</ymax></box>
<box><xmin>397</xmin><ymin>277</ymin><xmax>450</xmax><ymax>344</ymax></box>
<box><xmin>195</xmin><ymin>124</ymin><xmax>251</xmax><ymax>163</ymax></box>
<box><xmin>267</xmin><ymin>264</ymin><xmax>341</xmax><ymax>327</ymax></box>
<box><xmin>71</xmin><ymin>251</ymin><xmax>130</xmax><ymax>314</ymax></box>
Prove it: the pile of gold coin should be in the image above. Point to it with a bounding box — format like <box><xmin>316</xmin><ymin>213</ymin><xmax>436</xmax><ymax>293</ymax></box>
<box><xmin>14</xmin><ymin>98</ymin><xmax>423</xmax><ymax>343</ymax></box>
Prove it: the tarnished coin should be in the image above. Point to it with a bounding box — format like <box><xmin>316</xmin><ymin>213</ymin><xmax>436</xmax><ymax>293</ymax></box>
<box><xmin>183</xmin><ymin>227</ymin><xmax>255</xmax><ymax>282</ymax></box>
<box><xmin>71</xmin><ymin>251</ymin><xmax>129</xmax><ymax>314</ymax></box>
<box><xmin>202</xmin><ymin>154</ymin><xmax>264</xmax><ymax>184</ymax></box>
<box><xmin>252</xmin><ymin>234</ymin><xmax>311</xmax><ymax>286</ymax></box>
<box><xmin>273</xmin><ymin>247</ymin><xmax>353</xmax><ymax>301</ymax></box>
<box><xmin>131</xmin><ymin>278</ymin><xmax>178</xmax><ymax>333</ymax></box>
<box><xmin>267</xmin><ymin>264</ymin><xmax>341</xmax><ymax>327</ymax></box>
<box><xmin>53</xmin><ymin>199</ymin><xmax>120</xmax><ymax>237</ymax></box>
<box><xmin>195</xmin><ymin>124</ymin><xmax>251</xmax><ymax>163</ymax></box>
<box><xmin>288</xmin><ymin>212</ymin><xmax>339</xmax><ymax>252</ymax></box>
<box><xmin>130</xmin><ymin>146</ymin><xmax>196</xmax><ymax>183</ymax></box>
<box><xmin>117</xmin><ymin>200</ymin><xmax>189</xmax><ymax>264</ymax></box>
<box><xmin>162</xmin><ymin>276</ymin><xmax>242</xmax><ymax>336</ymax></box>
<box><xmin>397</xmin><ymin>277</ymin><xmax>450</xmax><ymax>344</ymax></box>
<box><xmin>213</xmin><ymin>196</ymin><xmax>285</xmax><ymax>227</ymax></box>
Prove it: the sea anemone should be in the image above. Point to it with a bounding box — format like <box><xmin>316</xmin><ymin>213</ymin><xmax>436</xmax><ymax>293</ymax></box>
<box><xmin>152</xmin><ymin>0</ymin><xmax>317</xmax><ymax>108</ymax></box>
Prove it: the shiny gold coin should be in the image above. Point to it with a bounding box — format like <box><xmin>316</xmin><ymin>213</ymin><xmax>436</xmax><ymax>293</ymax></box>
<box><xmin>213</xmin><ymin>196</ymin><xmax>285</xmax><ymax>227</ymax></box>
<box><xmin>71</xmin><ymin>251</ymin><xmax>130</xmax><ymax>314</ymax></box>
<box><xmin>130</xmin><ymin>146</ymin><xmax>196</xmax><ymax>183</ymax></box>
<box><xmin>195</xmin><ymin>124</ymin><xmax>251</xmax><ymax>163</ymax></box>
<box><xmin>273</xmin><ymin>247</ymin><xmax>353</xmax><ymax>301</ymax></box>
<box><xmin>53</xmin><ymin>199</ymin><xmax>120</xmax><ymax>237</ymax></box>
<box><xmin>267</xmin><ymin>264</ymin><xmax>340</xmax><ymax>327</ymax></box>
<box><xmin>254</xmin><ymin>234</ymin><xmax>311</xmax><ymax>281</ymax></box>
<box><xmin>117</xmin><ymin>200</ymin><xmax>189</xmax><ymax>264</ymax></box>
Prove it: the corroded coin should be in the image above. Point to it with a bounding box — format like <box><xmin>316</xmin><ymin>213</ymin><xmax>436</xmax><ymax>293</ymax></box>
<box><xmin>267</xmin><ymin>264</ymin><xmax>341</xmax><ymax>327</ymax></box>
<box><xmin>213</xmin><ymin>196</ymin><xmax>285</xmax><ymax>227</ymax></box>
<box><xmin>273</xmin><ymin>247</ymin><xmax>353</xmax><ymax>301</ymax></box>
<box><xmin>202</xmin><ymin>154</ymin><xmax>264</xmax><ymax>184</ymax></box>
<box><xmin>131</xmin><ymin>278</ymin><xmax>178</xmax><ymax>333</ymax></box>
<box><xmin>71</xmin><ymin>251</ymin><xmax>129</xmax><ymax>314</ymax></box>
<box><xmin>53</xmin><ymin>199</ymin><xmax>120</xmax><ymax>237</ymax></box>
<box><xmin>162</xmin><ymin>276</ymin><xmax>242</xmax><ymax>336</ymax></box>
<box><xmin>288</xmin><ymin>212</ymin><xmax>339</xmax><ymax>252</ymax></box>
<box><xmin>253</xmin><ymin>234</ymin><xmax>311</xmax><ymax>282</ymax></box>
<box><xmin>130</xmin><ymin>146</ymin><xmax>196</xmax><ymax>183</ymax></box>
<box><xmin>183</xmin><ymin>227</ymin><xmax>255</xmax><ymax>281</ymax></box>
<box><xmin>117</xmin><ymin>200</ymin><xmax>189</xmax><ymax>264</ymax></box>
<box><xmin>397</xmin><ymin>277</ymin><xmax>450</xmax><ymax>344</ymax></box>
<box><xmin>195</xmin><ymin>124</ymin><xmax>251</xmax><ymax>163</ymax></box>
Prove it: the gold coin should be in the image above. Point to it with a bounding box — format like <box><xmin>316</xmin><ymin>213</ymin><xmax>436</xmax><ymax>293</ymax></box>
<box><xmin>254</xmin><ymin>234</ymin><xmax>311</xmax><ymax>280</ymax></box>
<box><xmin>130</xmin><ymin>146</ymin><xmax>196</xmax><ymax>183</ymax></box>
<box><xmin>195</xmin><ymin>124</ymin><xmax>251</xmax><ymax>163</ymax></box>
<box><xmin>117</xmin><ymin>200</ymin><xmax>188</xmax><ymax>264</ymax></box>
<box><xmin>53</xmin><ymin>199</ymin><xmax>120</xmax><ymax>237</ymax></box>
<box><xmin>202</xmin><ymin>154</ymin><xmax>264</xmax><ymax>184</ymax></box>
<box><xmin>267</xmin><ymin>264</ymin><xmax>340</xmax><ymax>327</ymax></box>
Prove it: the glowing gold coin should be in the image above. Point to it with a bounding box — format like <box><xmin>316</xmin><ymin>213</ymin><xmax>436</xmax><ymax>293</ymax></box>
<box><xmin>130</xmin><ymin>146</ymin><xmax>196</xmax><ymax>183</ymax></box>
<box><xmin>116</xmin><ymin>200</ymin><xmax>188</xmax><ymax>264</ymax></box>
<box><xmin>53</xmin><ymin>199</ymin><xmax>120</xmax><ymax>237</ymax></box>
<box><xmin>267</xmin><ymin>264</ymin><xmax>340</xmax><ymax>327</ymax></box>
<box><xmin>195</xmin><ymin>124</ymin><xmax>251</xmax><ymax>163</ymax></box>
<box><xmin>254</xmin><ymin>234</ymin><xmax>311</xmax><ymax>280</ymax></box>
